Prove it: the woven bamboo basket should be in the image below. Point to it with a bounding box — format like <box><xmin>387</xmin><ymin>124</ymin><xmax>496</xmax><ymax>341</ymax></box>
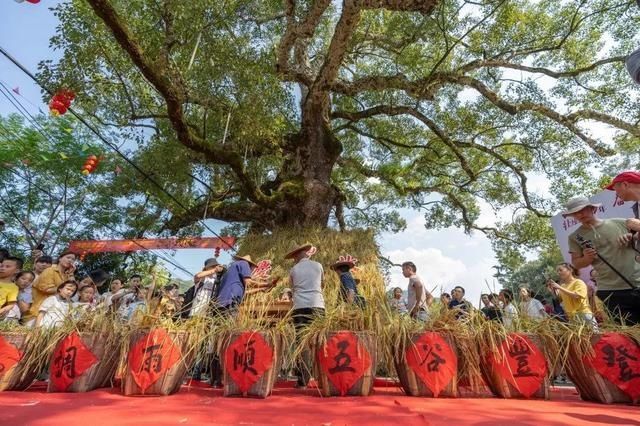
<box><xmin>123</xmin><ymin>329</ymin><xmax>195</xmax><ymax>396</ymax></box>
<box><xmin>0</xmin><ymin>332</ymin><xmax>39</xmax><ymax>391</ymax></box>
<box><xmin>315</xmin><ymin>331</ymin><xmax>377</xmax><ymax>397</ymax></box>
<box><xmin>480</xmin><ymin>333</ymin><xmax>551</xmax><ymax>399</ymax></box>
<box><xmin>47</xmin><ymin>332</ymin><xmax>120</xmax><ymax>393</ymax></box>
<box><xmin>394</xmin><ymin>332</ymin><xmax>458</xmax><ymax>397</ymax></box>
<box><xmin>566</xmin><ymin>333</ymin><xmax>633</xmax><ymax>404</ymax></box>
<box><xmin>221</xmin><ymin>331</ymin><xmax>282</xmax><ymax>398</ymax></box>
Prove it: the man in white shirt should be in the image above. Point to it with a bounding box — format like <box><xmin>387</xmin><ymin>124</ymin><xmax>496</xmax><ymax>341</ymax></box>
<box><xmin>402</xmin><ymin>261</ymin><xmax>433</xmax><ymax>321</ymax></box>
<box><xmin>287</xmin><ymin>243</ymin><xmax>324</xmax><ymax>388</ymax></box>
<box><xmin>186</xmin><ymin>258</ymin><xmax>224</xmax><ymax>318</ymax></box>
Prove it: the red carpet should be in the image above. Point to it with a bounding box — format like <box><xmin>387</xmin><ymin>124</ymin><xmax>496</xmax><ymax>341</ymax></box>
<box><xmin>0</xmin><ymin>382</ymin><xmax>638</xmax><ymax>426</ymax></box>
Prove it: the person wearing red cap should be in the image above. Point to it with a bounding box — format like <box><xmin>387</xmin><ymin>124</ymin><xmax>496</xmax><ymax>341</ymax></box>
<box><xmin>607</xmin><ymin>171</ymin><xmax>640</xmax><ymax>232</ymax></box>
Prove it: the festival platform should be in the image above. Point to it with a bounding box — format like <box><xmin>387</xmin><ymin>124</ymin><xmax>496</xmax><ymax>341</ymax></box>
<box><xmin>0</xmin><ymin>380</ymin><xmax>638</xmax><ymax>426</ymax></box>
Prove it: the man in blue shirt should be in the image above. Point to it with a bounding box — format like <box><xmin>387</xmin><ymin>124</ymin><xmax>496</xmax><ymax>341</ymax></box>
<box><xmin>215</xmin><ymin>254</ymin><xmax>257</xmax><ymax>310</ymax></box>
<box><xmin>448</xmin><ymin>286</ymin><xmax>472</xmax><ymax>320</ymax></box>
<box><xmin>210</xmin><ymin>254</ymin><xmax>257</xmax><ymax>387</ymax></box>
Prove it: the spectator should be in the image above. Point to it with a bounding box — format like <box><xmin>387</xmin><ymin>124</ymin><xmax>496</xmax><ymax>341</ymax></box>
<box><xmin>389</xmin><ymin>287</ymin><xmax>407</xmax><ymax>314</ymax></box>
<box><xmin>402</xmin><ymin>261</ymin><xmax>433</xmax><ymax>321</ymax></box>
<box><xmin>0</xmin><ymin>256</ymin><xmax>24</xmax><ymax>320</ymax></box>
<box><xmin>4</xmin><ymin>271</ymin><xmax>35</xmax><ymax>322</ymax></box>
<box><xmin>546</xmin><ymin>263</ymin><xmax>597</xmax><ymax>329</ymax></box>
<box><xmin>27</xmin><ymin>250</ymin><xmax>76</xmax><ymax>327</ymax></box>
<box><xmin>33</xmin><ymin>255</ymin><xmax>53</xmax><ymax>278</ymax></box>
<box><xmin>563</xmin><ymin>196</ymin><xmax>640</xmax><ymax>324</ymax></box>
<box><xmin>448</xmin><ymin>286</ymin><xmax>472</xmax><ymax>319</ymax></box>
<box><xmin>480</xmin><ymin>293</ymin><xmax>501</xmax><ymax>321</ymax></box>
<box><xmin>499</xmin><ymin>289</ymin><xmax>518</xmax><ymax>329</ymax></box>
<box><xmin>36</xmin><ymin>280</ymin><xmax>77</xmax><ymax>328</ymax></box>
<box><xmin>519</xmin><ymin>286</ymin><xmax>546</xmax><ymax>321</ymax></box>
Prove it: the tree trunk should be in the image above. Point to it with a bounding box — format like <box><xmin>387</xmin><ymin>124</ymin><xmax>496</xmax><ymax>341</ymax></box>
<box><xmin>273</xmin><ymin>95</ymin><xmax>342</xmax><ymax>229</ymax></box>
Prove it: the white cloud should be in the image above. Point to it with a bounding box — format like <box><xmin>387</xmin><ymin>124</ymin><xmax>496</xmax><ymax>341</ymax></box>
<box><xmin>380</xmin><ymin>211</ymin><xmax>498</xmax><ymax>306</ymax></box>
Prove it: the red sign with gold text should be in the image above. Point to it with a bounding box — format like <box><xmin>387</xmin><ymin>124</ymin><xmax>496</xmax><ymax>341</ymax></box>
<box><xmin>317</xmin><ymin>331</ymin><xmax>371</xmax><ymax>396</ymax></box>
<box><xmin>224</xmin><ymin>332</ymin><xmax>274</xmax><ymax>393</ymax></box>
<box><xmin>128</xmin><ymin>329</ymin><xmax>182</xmax><ymax>391</ymax></box>
<box><xmin>406</xmin><ymin>332</ymin><xmax>457</xmax><ymax>397</ymax></box>
<box><xmin>50</xmin><ymin>332</ymin><xmax>98</xmax><ymax>391</ymax></box>
<box><xmin>0</xmin><ymin>336</ymin><xmax>22</xmax><ymax>379</ymax></box>
<box><xmin>69</xmin><ymin>236</ymin><xmax>235</xmax><ymax>254</ymax></box>
<box><xmin>586</xmin><ymin>332</ymin><xmax>640</xmax><ymax>401</ymax></box>
<box><xmin>488</xmin><ymin>333</ymin><xmax>547</xmax><ymax>398</ymax></box>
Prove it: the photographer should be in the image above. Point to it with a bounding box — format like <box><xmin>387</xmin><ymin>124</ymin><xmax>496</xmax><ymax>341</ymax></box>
<box><xmin>563</xmin><ymin>197</ymin><xmax>640</xmax><ymax>325</ymax></box>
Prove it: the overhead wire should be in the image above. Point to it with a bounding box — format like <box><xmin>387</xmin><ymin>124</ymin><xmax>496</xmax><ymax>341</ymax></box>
<box><xmin>0</xmin><ymin>92</ymin><xmax>197</xmax><ymax>277</ymax></box>
<box><xmin>0</xmin><ymin>44</ymin><xmax>236</xmax><ymax>252</ymax></box>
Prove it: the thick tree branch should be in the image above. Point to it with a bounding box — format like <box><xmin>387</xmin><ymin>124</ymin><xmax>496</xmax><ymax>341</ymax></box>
<box><xmin>86</xmin><ymin>0</ymin><xmax>278</xmax><ymax>207</ymax></box>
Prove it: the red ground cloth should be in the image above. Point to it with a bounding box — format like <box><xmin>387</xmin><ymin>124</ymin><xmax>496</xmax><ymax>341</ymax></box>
<box><xmin>0</xmin><ymin>382</ymin><xmax>637</xmax><ymax>425</ymax></box>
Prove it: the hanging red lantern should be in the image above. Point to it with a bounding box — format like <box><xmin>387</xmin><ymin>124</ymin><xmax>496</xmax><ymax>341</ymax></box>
<box><xmin>214</xmin><ymin>247</ymin><xmax>221</xmax><ymax>258</ymax></box>
<box><xmin>81</xmin><ymin>154</ymin><xmax>100</xmax><ymax>176</ymax></box>
<box><xmin>49</xmin><ymin>89</ymin><xmax>76</xmax><ymax>116</ymax></box>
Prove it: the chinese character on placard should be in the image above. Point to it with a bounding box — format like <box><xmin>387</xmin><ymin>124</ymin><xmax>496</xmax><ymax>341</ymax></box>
<box><xmin>128</xmin><ymin>329</ymin><xmax>182</xmax><ymax>392</ymax></box>
<box><xmin>54</xmin><ymin>346</ymin><xmax>78</xmax><ymax>379</ymax></box>
<box><xmin>418</xmin><ymin>343</ymin><xmax>446</xmax><ymax>372</ymax></box>
<box><xmin>602</xmin><ymin>344</ymin><xmax>640</xmax><ymax>382</ymax></box>
<box><xmin>49</xmin><ymin>332</ymin><xmax>98</xmax><ymax>391</ymax></box>
<box><xmin>233</xmin><ymin>339</ymin><xmax>258</xmax><ymax>375</ymax></box>
<box><xmin>329</xmin><ymin>340</ymin><xmax>356</xmax><ymax>374</ymax></box>
<box><xmin>224</xmin><ymin>332</ymin><xmax>274</xmax><ymax>392</ymax></box>
<box><xmin>489</xmin><ymin>334</ymin><xmax>547</xmax><ymax>398</ymax></box>
<box><xmin>508</xmin><ymin>337</ymin><xmax>537</xmax><ymax>378</ymax></box>
<box><xmin>317</xmin><ymin>331</ymin><xmax>371</xmax><ymax>396</ymax></box>
<box><xmin>142</xmin><ymin>344</ymin><xmax>163</xmax><ymax>373</ymax></box>
<box><xmin>589</xmin><ymin>333</ymin><xmax>640</xmax><ymax>401</ymax></box>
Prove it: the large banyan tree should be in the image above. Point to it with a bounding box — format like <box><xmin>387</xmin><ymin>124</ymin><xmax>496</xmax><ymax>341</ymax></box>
<box><xmin>41</xmin><ymin>0</ymin><xmax>640</xmax><ymax>250</ymax></box>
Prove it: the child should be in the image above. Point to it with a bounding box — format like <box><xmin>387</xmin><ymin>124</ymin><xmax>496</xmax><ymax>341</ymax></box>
<box><xmin>4</xmin><ymin>271</ymin><xmax>35</xmax><ymax>323</ymax></box>
<box><xmin>124</xmin><ymin>286</ymin><xmax>148</xmax><ymax>322</ymax></box>
<box><xmin>331</xmin><ymin>255</ymin><xmax>364</xmax><ymax>307</ymax></box>
<box><xmin>157</xmin><ymin>284</ymin><xmax>179</xmax><ymax>319</ymax></box>
<box><xmin>74</xmin><ymin>282</ymin><xmax>97</xmax><ymax>312</ymax></box>
<box><xmin>0</xmin><ymin>256</ymin><xmax>23</xmax><ymax>320</ymax></box>
<box><xmin>36</xmin><ymin>280</ymin><xmax>77</xmax><ymax>328</ymax></box>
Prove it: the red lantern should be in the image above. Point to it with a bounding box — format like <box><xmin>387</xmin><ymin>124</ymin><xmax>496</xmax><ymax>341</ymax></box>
<box><xmin>49</xmin><ymin>89</ymin><xmax>76</xmax><ymax>116</ymax></box>
<box><xmin>214</xmin><ymin>247</ymin><xmax>221</xmax><ymax>258</ymax></box>
<box><xmin>81</xmin><ymin>154</ymin><xmax>100</xmax><ymax>175</ymax></box>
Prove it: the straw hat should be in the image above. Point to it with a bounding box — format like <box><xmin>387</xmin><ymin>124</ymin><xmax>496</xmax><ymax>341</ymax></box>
<box><xmin>331</xmin><ymin>255</ymin><xmax>358</xmax><ymax>270</ymax></box>
<box><xmin>232</xmin><ymin>254</ymin><xmax>257</xmax><ymax>267</ymax></box>
<box><xmin>284</xmin><ymin>243</ymin><xmax>313</xmax><ymax>259</ymax></box>
<box><xmin>561</xmin><ymin>196</ymin><xmax>602</xmax><ymax>217</ymax></box>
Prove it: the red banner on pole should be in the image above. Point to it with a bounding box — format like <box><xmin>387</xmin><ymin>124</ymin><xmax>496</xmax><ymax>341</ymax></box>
<box><xmin>68</xmin><ymin>236</ymin><xmax>235</xmax><ymax>254</ymax></box>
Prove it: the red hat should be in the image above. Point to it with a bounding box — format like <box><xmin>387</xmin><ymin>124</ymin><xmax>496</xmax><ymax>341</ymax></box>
<box><xmin>605</xmin><ymin>171</ymin><xmax>640</xmax><ymax>190</ymax></box>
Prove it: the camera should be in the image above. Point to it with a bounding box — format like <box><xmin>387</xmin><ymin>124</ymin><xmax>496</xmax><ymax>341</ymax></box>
<box><xmin>575</xmin><ymin>234</ymin><xmax>594</xmax><ymax>249</ymax></box>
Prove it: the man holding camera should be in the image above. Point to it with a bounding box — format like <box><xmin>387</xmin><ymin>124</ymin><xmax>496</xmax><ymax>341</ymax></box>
<box><xmin>564</xmin><ymin>196</ymin><xmax>640</xmax><ymax>325</ymax></box>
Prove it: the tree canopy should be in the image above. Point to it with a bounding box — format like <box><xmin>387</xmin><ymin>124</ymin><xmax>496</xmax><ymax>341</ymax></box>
<box><xmin>36</xmin><ymin>0</ymin><xmax>640</xmax><ymax>264</ymax></box>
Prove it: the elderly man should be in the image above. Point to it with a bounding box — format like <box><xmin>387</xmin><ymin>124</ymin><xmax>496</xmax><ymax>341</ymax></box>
<box><xmin>564</xmin><ymin>196</ymin><xmax>640</xmax><ymax>325</ymax></box>
<box><xmin>286</xmin><ymin>243</ymin><xmax>324</xmax><ymax>388</ymax></box>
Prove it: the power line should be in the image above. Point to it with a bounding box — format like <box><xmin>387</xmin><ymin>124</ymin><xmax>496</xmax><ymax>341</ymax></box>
<box><xmin>0</xmin><ymin>100</ymin><xmax>197</xmax><ymax>276</ymax></box>
<box><xmin>0</xmin><ymin>164</ymin><xmax>195</xmax><ymax>277</ymax></box>
<box><xmin>0</xmin><ymin>44</ymin><xmax>236</xmax><ymax>252</ymax></box>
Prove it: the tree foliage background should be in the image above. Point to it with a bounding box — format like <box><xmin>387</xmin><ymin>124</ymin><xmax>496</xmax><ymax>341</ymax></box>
<box><xmin>3</xmin><ymin>0</ymin><xmax>640</xmax><ymax>279</ymax></box>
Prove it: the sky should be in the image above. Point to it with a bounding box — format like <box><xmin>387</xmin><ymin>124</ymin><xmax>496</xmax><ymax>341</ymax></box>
<box><xmin>0</xmin><ymin>1</ymin><xmax>539</xmax><ymax>306</ymax></box>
